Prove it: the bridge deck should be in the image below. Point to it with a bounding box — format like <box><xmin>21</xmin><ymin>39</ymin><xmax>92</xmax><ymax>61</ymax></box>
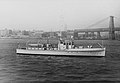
<box><xmin>74</xmin><ymin>27</ymin><xmax>120</xmax><ymax>32</ymax></box>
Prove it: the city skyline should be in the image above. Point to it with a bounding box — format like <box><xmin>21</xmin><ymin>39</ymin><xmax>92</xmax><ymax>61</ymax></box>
<box><xmin>0</xmin><ymin>0</ymin><xmax>120</xmax><ymax>31</ymax></box>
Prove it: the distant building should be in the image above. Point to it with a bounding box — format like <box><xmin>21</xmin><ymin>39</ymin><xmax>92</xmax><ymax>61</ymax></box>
<box><xmin>115</xmin><ymin>31</ymin><xmax>120</xmax><ymax>39</ymax></box>
<box><xmin>100</xmin><ymin>32</ymin><xmax>109</xmax><ymax>39</ymax></box>
<box><xmin>78</xmin><ymin>32</ymin><xmax>85</xmax><ymax>39</ymax></box>
<box><xmin>8</xmin><ymin>30</ymin><xmax>13</xmax><ymax>35</ymax></box>
<box><xmin>0</xmin><ymin>29</ymin><xmax>9</xmax><ymax>37</ymax></box>
<box><xmin>66</xmin><ymin>30</ymin><xmax>74</xmax><ymax>39</ymax></box>
<box><xmin>42</xmin><ymin>32</ymin><xmax>49</xmax><ymax>38</ymax></box>
<box><xmin>22</xmin><ymin>30</ymin><xmax>29</xmax><ymax>35</ymax></box>
<box><xmin>33</xmin><ymin>30</ymin><xmax>44</xmax><ymax>38</ymax></box>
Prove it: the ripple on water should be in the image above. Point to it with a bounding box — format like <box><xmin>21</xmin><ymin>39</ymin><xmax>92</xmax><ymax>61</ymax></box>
<box><xmin>0</xmin><ymin>39</ymin><xmax>120</xmax><ymax>82</ymax></box>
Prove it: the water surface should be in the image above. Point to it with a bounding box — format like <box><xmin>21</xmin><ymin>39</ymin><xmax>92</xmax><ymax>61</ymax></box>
<box><xmin>0</xmin><ymin>39</ymin><xmax>120</xmax><ymax>83</ymax></box>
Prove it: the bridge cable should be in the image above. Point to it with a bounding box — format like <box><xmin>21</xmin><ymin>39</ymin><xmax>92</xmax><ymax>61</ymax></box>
<box><xmin>85</xmin><ymin>17</ymin><xmax>109</xmax><ymax>28</ymax></box>
<box><xmin>114</xmin><ymin>17</ymin><xmax>120</xmax><ymax>27</ymax></box>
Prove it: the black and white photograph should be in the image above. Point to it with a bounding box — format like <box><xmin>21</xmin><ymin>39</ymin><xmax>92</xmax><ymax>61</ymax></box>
<box><xmin>0</xmin><ymin>0</ymin><xmax>120</xmax><ymax>83</ymax></box>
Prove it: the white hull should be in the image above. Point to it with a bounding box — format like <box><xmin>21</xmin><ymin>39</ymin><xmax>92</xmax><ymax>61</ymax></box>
<box><xmin>16</xmin><ymin>48</ymin><xmax>106</xmax><ymax>57</ymax></box>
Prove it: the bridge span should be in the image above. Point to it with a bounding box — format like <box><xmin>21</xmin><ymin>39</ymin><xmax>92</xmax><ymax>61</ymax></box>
<box><xmin>74</xmin><ymin>27</ymin><xmax>120</xmax><ymax>32</ymax></box>
<box><xmin>74</xmin><ymin>16</ymin><xmax>120</xmax><ymax>40</ymax></box>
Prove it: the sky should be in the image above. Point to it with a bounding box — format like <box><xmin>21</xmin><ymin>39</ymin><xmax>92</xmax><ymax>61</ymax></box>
<box><xmin>0</xmin><ymin>0</ymin><xmax>120</xmax><ymax>31</ymax></box>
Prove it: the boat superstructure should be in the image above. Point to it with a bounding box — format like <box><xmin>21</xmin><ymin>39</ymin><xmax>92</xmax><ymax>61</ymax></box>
<box><xmin>16</xmin><ymin>39</ymin><xmax>106</xmax><ymax>56</ymax></box>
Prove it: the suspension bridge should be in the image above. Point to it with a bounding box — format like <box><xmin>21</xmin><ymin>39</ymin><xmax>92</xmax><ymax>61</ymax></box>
<box><xmin>74</xmin><ymin>16</ymin><xmax>120</xmax><ymax>40</ymax></box>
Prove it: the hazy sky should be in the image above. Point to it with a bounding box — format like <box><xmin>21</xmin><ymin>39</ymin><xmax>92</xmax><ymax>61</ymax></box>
<box><xmin>0</xmin><ymin>0</ymin><xmax>120</xmax><ymax>31</ymax></box>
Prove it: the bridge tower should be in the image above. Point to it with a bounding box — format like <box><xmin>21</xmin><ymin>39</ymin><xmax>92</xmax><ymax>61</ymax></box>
<box><xmin>109</xmin><ymin>16</ymin><xmax>115</xmax><ymax>40</ymax></box>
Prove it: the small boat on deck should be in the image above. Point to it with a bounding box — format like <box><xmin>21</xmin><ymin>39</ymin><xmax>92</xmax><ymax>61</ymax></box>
<box><xmin>16</xmin><ymin>39</ymin><xmax>106</xmax><ymax>57</ymax></box>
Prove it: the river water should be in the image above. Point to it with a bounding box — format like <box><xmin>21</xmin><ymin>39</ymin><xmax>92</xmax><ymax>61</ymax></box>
<box><xmin>0</xmin><ymin>39</ymin><xmax>120</xmax><ymax>83</ymax></box>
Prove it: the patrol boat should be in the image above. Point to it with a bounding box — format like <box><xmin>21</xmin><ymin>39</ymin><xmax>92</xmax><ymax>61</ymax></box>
<box><xmin>16</xmin><ymin>39</ymin><xmax>106</xmax><ymax>57</ymax></box>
